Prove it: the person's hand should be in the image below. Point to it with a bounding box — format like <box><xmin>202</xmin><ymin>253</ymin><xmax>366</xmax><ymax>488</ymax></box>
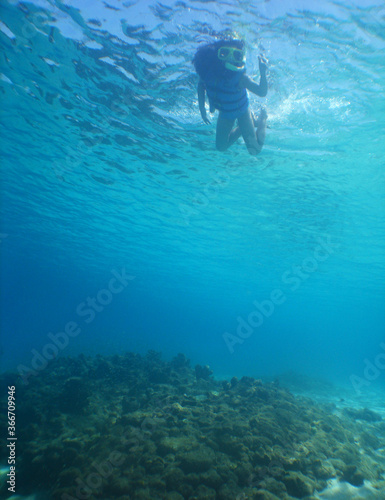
<box><xmin>258</xmin><ymin>56</ymin><xmax>267</xmax><ymax>75</ymax></box>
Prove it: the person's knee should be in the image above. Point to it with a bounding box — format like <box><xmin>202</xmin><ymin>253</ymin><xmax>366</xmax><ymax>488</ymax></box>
<box><xmin>245</xmin><ymin>136</ymin><xmax>261</xmax><ymax>156</ymax></box>
<box><xmin>247</xmin><ymin>146</ymin><xmax>260</xmax><ymax>156</ymax></box>
<box><xmin>216</xmin><ymin>141</ymin><xmax>228</xmax><ymax>152</ymax></box>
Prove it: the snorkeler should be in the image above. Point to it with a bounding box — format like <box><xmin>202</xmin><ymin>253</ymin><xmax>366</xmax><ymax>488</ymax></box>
<box><xmin>193</xmin><ymin>38</ymin><xmax>268</xmax><ymax>155</ymax></box>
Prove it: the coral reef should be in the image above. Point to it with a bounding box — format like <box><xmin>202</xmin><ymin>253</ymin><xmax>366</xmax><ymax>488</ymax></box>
<box><xmin>0</xmin><ymin>352</ymin><xmax>384</xmax><ymax>499</ymax></box>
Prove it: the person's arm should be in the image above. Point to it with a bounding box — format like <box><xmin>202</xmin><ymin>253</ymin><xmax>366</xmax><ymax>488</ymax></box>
<box><xmin>240</xmin><ymin>56</ymin><xmax>268</xmax><ymax>97</ymax></box>
<box><xmin>197</xmin><ymin>79</ymin><xmax>210</xmax><ymax>124</ymax></box>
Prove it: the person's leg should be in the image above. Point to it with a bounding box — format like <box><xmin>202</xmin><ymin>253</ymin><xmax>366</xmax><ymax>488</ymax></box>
<box><xmin>238</xmin><ymin>108</ymin><xmax>267</xmax><ymax>155</ymax></box>
<box><xmin>254</xmin><ymin>108</ymin><xmax>267</xmax><ymax>146</ymax></box>
<box><xmin>216</xmin><ymin>114</ymin><xmax>240</xmax><ymax>152</ymax></box>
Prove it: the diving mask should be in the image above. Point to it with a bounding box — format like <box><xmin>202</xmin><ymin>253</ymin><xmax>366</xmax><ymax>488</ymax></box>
<box><xmin>217</xmin><ymin>46</ymin><xmax>246</xmax><ymax>71</ymax></box>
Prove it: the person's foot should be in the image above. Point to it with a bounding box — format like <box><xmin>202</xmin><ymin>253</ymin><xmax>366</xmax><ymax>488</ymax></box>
<box><xmin>255</xmin><ymin>108</ymin><xmax>267</xmax><ymax>146</ymax></box>
<box><xmin>251</xmin><ymin>108</ymin><xmax>267</xmax><ymax>126</ymax></box>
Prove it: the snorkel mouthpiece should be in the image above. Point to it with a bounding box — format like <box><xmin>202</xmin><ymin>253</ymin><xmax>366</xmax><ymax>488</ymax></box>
<box><xmin>225</xmin><ymin>61</ymin><xmax>245</xmax><ymax>71</ymax></box>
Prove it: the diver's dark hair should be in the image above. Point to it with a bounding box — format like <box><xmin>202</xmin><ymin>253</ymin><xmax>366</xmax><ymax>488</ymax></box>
<box><xmin>193</xmin><ymin>38</ymin><xmax>245</xmax><ymax>80</ymax></box>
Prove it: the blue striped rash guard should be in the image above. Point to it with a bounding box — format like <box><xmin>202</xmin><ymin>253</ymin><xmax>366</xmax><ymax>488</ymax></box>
<box><xmin>204</xmin><ymin>70</ymin><xmax>249</xmax><ymax>121</ymax></box>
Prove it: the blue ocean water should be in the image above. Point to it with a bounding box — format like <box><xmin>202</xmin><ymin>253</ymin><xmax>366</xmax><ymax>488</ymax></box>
<box><xmin>1</xmin><ymin>0</ymin><xmax>384</xmax><ymax>397</ymax></box>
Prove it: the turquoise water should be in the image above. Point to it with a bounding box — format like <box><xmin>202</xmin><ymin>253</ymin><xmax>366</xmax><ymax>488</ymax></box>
<box><xmin>1</xmin><ymin>0</ymin><xmax>385</xmax><ymax>392</ymax></box>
